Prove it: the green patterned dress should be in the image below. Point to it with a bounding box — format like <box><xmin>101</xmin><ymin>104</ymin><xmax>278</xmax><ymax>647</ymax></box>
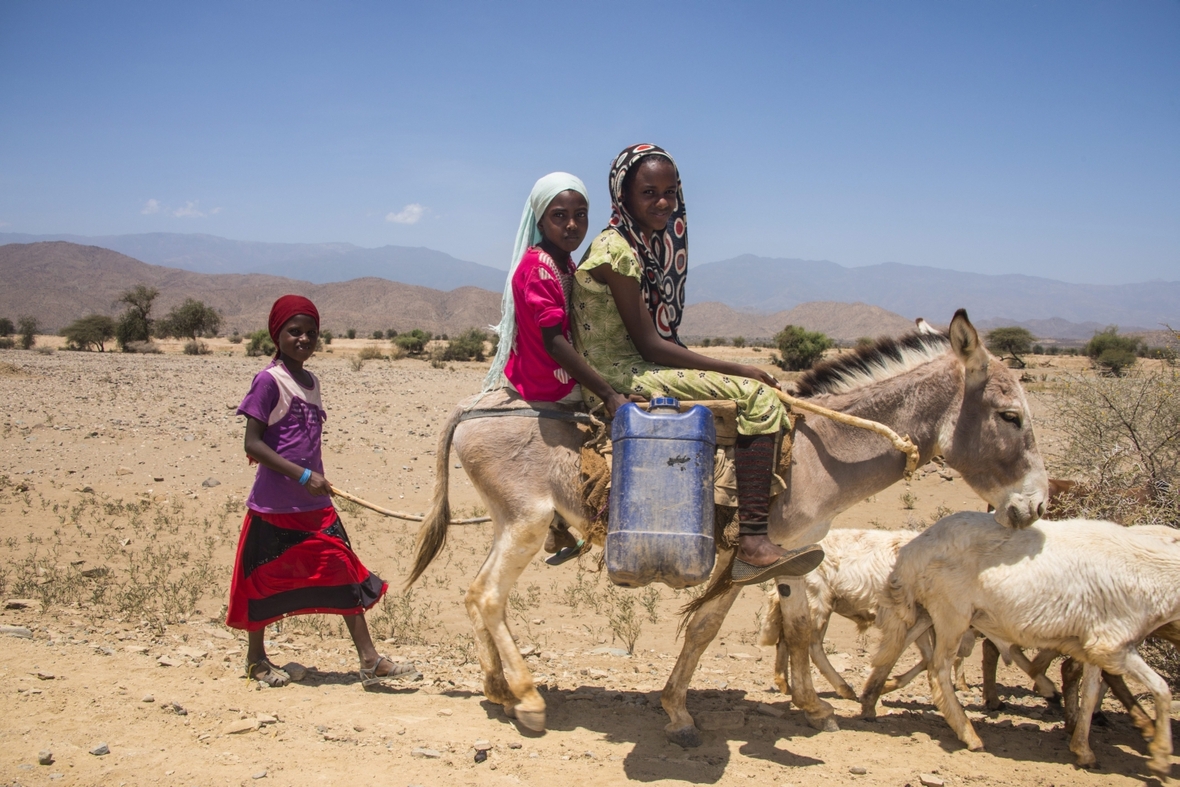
<box><xmin>570</xmin><ymin>230</ymin><xmax>786</xmax><ymax>436</ymax></box>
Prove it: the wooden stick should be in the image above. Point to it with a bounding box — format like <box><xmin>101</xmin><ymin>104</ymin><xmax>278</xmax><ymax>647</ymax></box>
<box><xmin>774</xmin><ymin>390</ymin><xmax>921</xmax><ymax>479</ymax></box>
<box><xmin>330</xmin><ymin>485</ymin><xmax>491</xmax><ymax>524</ymax></box>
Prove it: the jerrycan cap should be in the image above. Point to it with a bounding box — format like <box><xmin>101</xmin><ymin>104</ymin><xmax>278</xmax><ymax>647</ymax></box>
<box><xmin>649</xmin><ymin>396</ymin><xmax>681</xmax><ymax>412</ymax></box>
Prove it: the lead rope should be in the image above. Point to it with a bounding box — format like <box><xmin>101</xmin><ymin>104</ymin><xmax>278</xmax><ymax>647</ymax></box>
<box><xmin>329</xmin><ymin>485</ymin><xmax>491</xmax><ymax>524</ymax></box>
<box><xmin>773</xmin><ymin>390</ymin><xmax>920</xmax><ymax>479</ymax></box>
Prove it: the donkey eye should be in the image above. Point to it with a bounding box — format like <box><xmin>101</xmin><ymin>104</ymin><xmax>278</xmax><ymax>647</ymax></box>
<box><xmin>998</xmin><ymin>411</ymin><xmax>1022</xmax><ymax>427</ymax></box>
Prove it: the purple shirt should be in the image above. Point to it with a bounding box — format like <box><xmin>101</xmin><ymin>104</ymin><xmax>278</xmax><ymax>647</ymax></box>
<box><xmin>237</xmin><ymin>361</ymin><xmax>331</xmax><ymax>513</ymax></box>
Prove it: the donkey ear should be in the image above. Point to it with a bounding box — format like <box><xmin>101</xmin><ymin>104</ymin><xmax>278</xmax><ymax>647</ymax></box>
<box><xmin>949</xmin><ymin>309</ymin><xmax>988</xmax><ymax>374</ymax></box>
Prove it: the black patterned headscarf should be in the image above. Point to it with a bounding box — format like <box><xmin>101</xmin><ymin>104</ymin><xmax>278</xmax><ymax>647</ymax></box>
<box><xmin>606</xmin><ymin>143</ymin><xmax>688</xmax><ymax>346</ymax></box>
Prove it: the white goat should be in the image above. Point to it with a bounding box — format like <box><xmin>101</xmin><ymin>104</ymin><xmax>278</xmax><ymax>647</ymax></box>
<box><xmin>860</xmin><ymin>512</ymin><xmax>1180</xmax><ymax>778</ymax></box>
<box><xmin>759</xmin><ymin>527</ymin><xmax>1057</xmax><ymax>703</ymax></box>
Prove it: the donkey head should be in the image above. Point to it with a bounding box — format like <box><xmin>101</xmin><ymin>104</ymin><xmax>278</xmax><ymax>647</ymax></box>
<box><xmin>941</xmin><ymin>309</ymin><xmax>1048</xmax><ymax>528</ymax></box>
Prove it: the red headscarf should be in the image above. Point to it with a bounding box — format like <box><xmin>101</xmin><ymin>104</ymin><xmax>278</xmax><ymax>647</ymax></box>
<box><xmin>268</xmin><ymin>295</ymin><xmax>320</xmax><ymax>348</ymax></box>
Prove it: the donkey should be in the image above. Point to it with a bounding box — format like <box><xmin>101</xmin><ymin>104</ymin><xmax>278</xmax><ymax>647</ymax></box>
<box><xmin>408</xmin><ymin>309</ymin><xmax>1048</xmax><ymax>742</ymax></box>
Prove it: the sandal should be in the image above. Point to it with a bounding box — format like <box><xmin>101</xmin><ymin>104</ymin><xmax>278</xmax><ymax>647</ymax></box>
<box><xmin>731</xmin><ymin>544</ymin><xmax>825</xmax><ymax>585</ymax></box>
<box><xmin>246</xmin><ymin>658</ymin><xmax>291</xmax><ymax>687</ymax></box>
<box><xmin>359</xmin><ymin>655</ymin><xmax>420</xmax><ymax>688</ymax></box>
<box><xmin>545</xmin><ymin>539</ymin><xmax>587</xmax><ymax>566</ymax></box>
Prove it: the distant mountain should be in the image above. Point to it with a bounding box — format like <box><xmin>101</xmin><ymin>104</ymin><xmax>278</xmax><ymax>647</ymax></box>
<box><xmin>0</xmin><ymin>242</ymin><xmax>501</xmax><ymax>336</ymax></box>
<box><xmin>687</xmin><ymin>255</ymin><xmax>1180</xmax><ymax>331</ymax></box>
<box><xmin>0</xmin><ymin>232</ymin><xmax>507</xmax><ymax>292</ymax></box>
<box><xmin>681</xmin><ymin>301</ymin><xmax>915</xmax><ymax>342</ymax></box>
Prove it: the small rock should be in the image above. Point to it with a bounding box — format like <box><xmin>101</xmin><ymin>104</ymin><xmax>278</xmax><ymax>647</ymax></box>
<box><xmin>252</xmin><ymin>770</ymin><xmax>267</xmax><ymax>779</ymax></box>
<box><xmin>89</xmin><ymin>743</ymin><xmax>110</xmax><ymax>756</ymax></box>
<box><xmin>202</xmin><ymin>478</ymin><xmax>221</xmax><ymax>487</ymax></box>
<box><xmin>142</xmin><ymin>694</ymin><xmax>155</xmax><ymax>703</ymax></box>
<box><xmin>696</xmin><ymin>711</ymin><xmax>745</xmax><ymax>731</ymax></box>
<box><xmin>518</xmin><ymin>644</ymin><xmax>537</xmax><ymax>657</ymax></box>
<box><xmin>153</xmin><ymin>475</ymin><xmax>164</xmax><ymax>482</ymax></box>
<box><xmin>919</xmin><ymin>775</ymin><xmax>946</xmax><ymax>787</ymax></box>
<box><xmin>34</xmin><ymin>671</ymin><xmax>55</xmax><ymax>680</ymax></box>
<box><xmin>125</xmin><ymin>645</ymin><xmax>149</xmax><ymax>654</ymax></box>
<box><xmin>4</xmin><ymin>599</ymin><xmax>37</xmax><ymax>610</ymax></box>
<box><xmin>1</xmin><ymin>625</ymin><xmax>33</xmax><ymax>639</ymax></box>
<box><xmin>280</xmin><ymin>662</ymin><xmax>307</xmax><ymax>681</ymax></box>
<box><xmin>507</xmin><ymin>741</ymin><xmax>522</xmax><ymax>749</ymax></box>
<box><xmin>474</xmin><ymin>750</ymin><xmax>488</xmax><ymax>764</ymax></box>
<box><xmin>850</xmin><ymin>766</ymin><xmax>867</xmax><ymax>775</ymax></box>
<box><xmin>177</xmin><ymin>646</ymin><xmax>206</xmax><ymax>660</ymax></box>
<box><xmin>116</xmin><ymin>467</ymin><xmax>132</xmax><ymax>475</ymax></box>
<box><xmin>473</xmin><ymin>740</ymin><xmax>492</xmax><ymax>751</ymax></box>
<box><xmin>208</xmin><ymin>627</ymin><xmax>234</xmax><ymax>640</ymax></box>
<box><xmin>226</xmin><ymin>719</ymin><xmax>259</xmax><ymax>734</ymax></box>
<box><xmin>755</xmin><ymin>702</ymin><xmax>785</xmax><ymax>718</ymax></box>
<box><xmin>164</xmin><ymin>701</ymin><xmax>187</xmax><ymax>715</ymax></box>
<box><xmin>157</xmin><ymin>656</ymin><xmax>181</xmax><ymax>667</ymax></box>
<box><xmin>80</xmin><ymin>567</ymin><xmax>108</xmax><ymax>578</ymax></box>
<box><xmin>728</xmin><ymin>652</ymin><xmax>755</xmax><ymax>660</ymax></box>
<box><xmin>438</xmin><ymin>709</ymin><xmax>453</xmax><ymax>717</ymax></box>
<box><xmin>411</xmin><ymin>747</ymin><xmax>442</xmax><ymax>759</ymax></box>
<box><xmin>587</xmin><ymin>668</ymin><xmax>610</xmax><ymax>679</ymax></box>
<box><xmin>256</xmin><ymin>713</ymin><xmax>277</xmax><ymax>726</ymax></box>
<box><xmin>79</xmin><ymin>485</ymin><xmax>94</xmax><ymax>493</ymax></box>
<box><xmin>38</xmin><ymin>750</ymin><xmax>53</xmax><ymax>765</ymax></box>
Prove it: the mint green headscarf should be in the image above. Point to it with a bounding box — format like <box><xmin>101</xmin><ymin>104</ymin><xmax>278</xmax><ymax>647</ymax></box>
<box><xmin>483</xmin><ymin>171</ymin><xmax>588</xmax><ymax>392</ymax></box>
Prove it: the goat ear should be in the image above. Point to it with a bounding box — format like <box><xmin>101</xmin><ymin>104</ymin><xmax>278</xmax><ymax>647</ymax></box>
<box><xmin>949</xmin><ymin>309</ymin><xmax>988</xmax><ymax>374</ymax></box>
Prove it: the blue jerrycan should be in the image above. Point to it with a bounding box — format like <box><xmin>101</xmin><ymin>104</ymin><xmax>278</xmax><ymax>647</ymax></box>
<box><xmin>607</xmin><ymin>397</ymin><xmax>716</xmax><ymax>588</ymax></box>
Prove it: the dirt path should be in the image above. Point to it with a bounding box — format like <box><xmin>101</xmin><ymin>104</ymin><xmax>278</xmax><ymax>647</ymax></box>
<box><xmin>0</xmin><ymin>345</ymin><xmax>1164</xmax><ymax>786</ymax></box>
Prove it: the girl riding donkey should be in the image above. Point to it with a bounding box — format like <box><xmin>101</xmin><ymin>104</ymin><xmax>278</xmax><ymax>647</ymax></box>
<box><xmin>571</xmin><ymin>144</ymin><xmax>823</xmax><ymax>584</ymax></box>
<box><xmin>484</xmin><ymin>172</ymin><xmax>642</xmax><ymax>563</ymax></box>
<box><xmin>226</xmin><ymin>295</ymin><xmax>417</xmax><ymax>687</ymax></box>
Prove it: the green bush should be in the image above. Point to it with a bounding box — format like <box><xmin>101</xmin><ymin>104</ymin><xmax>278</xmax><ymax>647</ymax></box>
<box><xmin>435</xmin><ymin>328</ymin><xmax>488</xmax><ymax>362</ymax></box>
<box><xmin>0</xmin><ymin>337</ymin><xmax>13</xmax><ymax>350</ymax></box>
<box><xmin>731</xmin><ymin>336</ymin><xmax>746</xmax><ymax>348</ymax></box>
<box><xmin>394</xmin><ymin>328</ymin><xmax>432</xmax><ymax>355</ymax></box>
<box><xmin>0</xmin><ymin>317</ymin><xmax>13</xmax><ymax>336</ymax></box>
<box><xmin>321</xmin><ymin>330</ymin><xmax>333</xmax><ymax>345</ymax></box>
<box><xmin>156</xmin><ymin>298</ymin><xmax>222</xmax><ymax>339</ymax></box>
<box><xmin>183</xmin><ymin>340</ymin><xmax>211</xmax><ymax>355</ymax></box>
<box><xmin>371</xmin><ymin>330</ymin><xmax>384</xmax><ymax>340</ymax></box>
<box><xmin>17</xmin><ymin>316</ymin><xmax>38</xmax><ymax>350</ymax></box>
<box><xmin>115</xmin><ymin>285</ymin><xmax>158</xmax><ymax>350</ymax></box>
<box><xmin>1085</xmin><ymin>327</ymin><xmax>1145</xmax><ymax>377</ymax></box>
<box><xmin>773</xmin><ymin>325</ymin><xmax>833</xmax><ymax>371</ymax></box>
<box><xmin>246</xmin><ymin>330</ymin><xmax>276</xmax><ymax>357</ymax></box>
<box><xmin>346</xmin><ymin>328</ymin><xmax>357</xmax><ymax>340</ymax></box>
<box><xmin>385</xmin><ymin>328</ymin><xmax>398</xmax><ymax>339</ymax></box>
<box><xmin>61</xmin><ymin>314</ymin><xmax>116</xmax><ymax>351</ymax></box>
<box><xmin>986</xmin><ymin>326</ymin><xmax>1035</xmax><ymax>368</ymax></box>
<box><xmin>228</xmin><ymin>331</ymin><xmax>243</xmax><ymax>344</ymax></box>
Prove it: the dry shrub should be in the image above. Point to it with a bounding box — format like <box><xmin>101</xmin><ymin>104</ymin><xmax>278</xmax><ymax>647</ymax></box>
<box><xmin>357</xmin><ymin>345</ymin><xmax>386</xmax><ymax>361</ymax></box>
<box><xmin>183</xmin><ymin>339</ymin><xmax>211</xmax><ymax>355</ymax></box>
<box><xmin>388</xmin><ymin>343</ymin><xmax>407</xmax><ymax>360</ymax></box>
<box><xmin>123</xmin><ymin>340</ymin><xmax>161</xmax><ymax>354</ymax></box>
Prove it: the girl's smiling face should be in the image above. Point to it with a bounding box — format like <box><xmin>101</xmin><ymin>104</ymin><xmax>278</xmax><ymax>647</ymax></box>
<box><xmin>538</xmin><ymin>190</ymin><xmax>589</xmax><ymax>254</ymax></box>
<box><xmin>278</xmin><ymin>314</ymin><xmax>318</xmax><ymax>363</ymax></box>
<box><xmin>624</xmin><ymin>157</ymin><xmax>678</xmax><ymax>235</ymax></box>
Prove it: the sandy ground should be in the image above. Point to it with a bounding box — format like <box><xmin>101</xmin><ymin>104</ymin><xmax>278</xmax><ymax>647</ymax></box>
<box><xmin>0</xmin><ymin>340</ymin><xmax>1166</xmax><ymax>786</ymax></box>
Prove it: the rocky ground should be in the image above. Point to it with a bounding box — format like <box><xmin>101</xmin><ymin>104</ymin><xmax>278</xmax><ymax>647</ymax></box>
<box><xmin>0</xmin><ymin>339</ymin><xmax>1166</xmax><ymax>786</ymax></box>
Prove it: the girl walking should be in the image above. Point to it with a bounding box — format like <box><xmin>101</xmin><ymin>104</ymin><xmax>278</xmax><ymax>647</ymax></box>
<box><xmin>226</xmin><ymin>295</ymin><xmax>416</xmax><ymax>687</ymax></box>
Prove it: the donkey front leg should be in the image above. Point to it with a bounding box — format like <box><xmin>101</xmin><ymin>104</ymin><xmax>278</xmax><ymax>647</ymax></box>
<box><xmin>466</xmin><ymin>508</ymin><xmax>551</xmax><ymax>731</ymax></box>
<box><xmin>661</xmin><ymin>581</ymin><xmax>742</xmax><ymax>748</ymax></box>
<box><xmin>779</xmin><ymin>578</ymin><xmax>838</xmax><ymax>730</ymax></box>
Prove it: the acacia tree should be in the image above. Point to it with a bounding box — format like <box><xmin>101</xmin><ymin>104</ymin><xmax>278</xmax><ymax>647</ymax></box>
<box><xmin>774</xmin><ymin>325</ymin><xmax>833</xmax><ymax>371</ymax></box>
<box><xmin>1085</xmin><ymin>327</ymin><xmax>1144</xmax><ymax>377</ymax></box>
<box><xmin>62</xmin><ymin>314</ymin><xmax>117</xmax><ymax>351</ymax></box>
<box><xmin>0</xmin><ymin>317</ymin><xmax>13</xmax><ymax>337</ymax></box>
<box><xmin>115</xmin><ymin>284</ymin><xmax>159</xmax><ymax>348</ymax></box>
<box><xmin>17</xmin><ymin>316</ymin><xmax>38</xmax><ymax>350</ymax></box>
<box><xmin>985</xmin><ymin>326</ymin><xmax>1035</xmax><ymax>368</ymax></box>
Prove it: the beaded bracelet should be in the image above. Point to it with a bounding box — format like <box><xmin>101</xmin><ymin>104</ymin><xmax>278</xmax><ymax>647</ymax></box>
<box><xmin>298</xmin><ymin>468</ymin><xmax>312</xmax><ymax>486</ymax></box>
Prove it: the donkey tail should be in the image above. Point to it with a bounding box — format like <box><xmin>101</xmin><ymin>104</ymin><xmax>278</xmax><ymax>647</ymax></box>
<box><xmin>406</xmin><ymin>404</ymin><xmax>463</xmax><ymax>587</ymax></box>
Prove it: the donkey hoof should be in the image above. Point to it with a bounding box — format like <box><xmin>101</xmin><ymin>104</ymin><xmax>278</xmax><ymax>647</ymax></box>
<box><xmin>514</xmin><ymin>708</ymin><xmax>547</xmax><ymax>732</ymax></box>
<box><xmin>806</xmin><ymin>713</ymin><xmax>840</xmax><ymax>733</ymax></box>
<box><xmin>665</xmin><ymin>724</ymin><xmax>703</xmax><ymax>748</ymax></box>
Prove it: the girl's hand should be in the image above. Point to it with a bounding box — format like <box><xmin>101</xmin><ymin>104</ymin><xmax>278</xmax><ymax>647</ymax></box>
<box><xmin>738</xmin><ymin>365</ymin><xmax>781</xmax><ymax>390</ymax></box>
<box><xmin>605</xmin><ymin>392</ymin><xmax>646</xmax><ymax>418</ymax></box>
<box><xmin>304</xmin><ymin>471</ymin><xmax>331</xmax><ymax>497</ymax></box>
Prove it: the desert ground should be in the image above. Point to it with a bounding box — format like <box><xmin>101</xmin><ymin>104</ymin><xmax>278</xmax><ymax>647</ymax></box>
<box><xmin>0</xmin><ymin>338</ymin><xmax>1166</xmax><ymax>786</ymax></box>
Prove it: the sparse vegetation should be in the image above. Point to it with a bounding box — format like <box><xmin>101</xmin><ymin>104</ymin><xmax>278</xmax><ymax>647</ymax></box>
<box><xmin>432</xmin><ymin>328</ymin><xmax>487</xmax><ymax>362</ymax></box>
<box><xmin>156</xmin><ymin>298</ymin><xmax>222</xmax><ymax>340</ymax></box>
<box><xmin>17</xmin><ymin>315</ymin><xmax>38</xmax><ymax>350</ymax></box>
<box><xmin>394</xmin><ymin>328</ymin><xmax>431</xmax><ymax>355</ymax></box>
<box><xmin>371</xmin><ymin>330</ymin><xmax>383</xmax><ymax>340</ymax></box>
<box><xmin>245</xmin><ymin>329</ymin><xmax>275</xmax><ymax>357</ymax></box>
<box><xmin>357</xmin><ymin>345</ymin><xmax>386</xmax><ymax>361</ymax></box>
<box><xmin>182</xmin><ymin>339</ymin><xmax>211</xmax><ymax>355</ymax></box>
<box><xmin>346</xmin><ymin>328</ymin><xmax>357</xmax><ymax>340</ymax></box>
<box><xmin>1085</xmin><ymin>326</ymin><xmax>1145</xmax><ymax>377</ymax></box>
<box><xmin>731</xmin><ymin>336</ymin><xmax>746</xmax><ymax>348</ymax></box>
<box><xmin>115</xmin><ymin>284</ymin><xmax>159</xmax><ymax>350</ymax></box>
<box><xmin>773</xmin><ymin>324</ymin><xmax>833</xmax><ymax>371</ymax></box>
<box><xmin>0</xmin><ymin>317</ymin><xmax>13</xmax><ymax>337</ymax></box>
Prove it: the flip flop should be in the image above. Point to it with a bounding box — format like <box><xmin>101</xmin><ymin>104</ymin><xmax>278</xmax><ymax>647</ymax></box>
<box><xmin>359</xmin><ymin>655</ymin><xmax>421</xmax><ymax>689</ymax></box>
<box><xmin>545</xmin><ymin>539</ymin><xmax>587</xmax><ymax>566</ymax></box>
<box><xmin>731</xmin><ymin>544</ymin><xmax>825</xmax><ymax>585</ymax></box>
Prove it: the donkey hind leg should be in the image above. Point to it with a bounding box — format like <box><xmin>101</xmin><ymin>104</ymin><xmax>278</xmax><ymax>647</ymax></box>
<box><xmin>927</xmin><ymin>617</ymin><xmax>983</xmax><ymax>751</ymax></box>
<box><xmin>466</xmin><ymin>507</ymin><xmax>551</xmax><ymax>731</ymax></box>
<box><xmin>1068</xmin><ymin>663</ymin><xmax>1103</xmax><ymax>768</ymax></box>
<box><xmin>661</xmin><ymin>581</ymin><xmax>742</xmax><ymax>748</ymax></box>
<box><xmin>810</xmin><ymin>616</ymin><xmax>857</xmax><ymax>701</ymax></box>
<box><xmin>780</xmin><ymin>577</ymin><xmax>838</xmax><ymax>731</ymax></box>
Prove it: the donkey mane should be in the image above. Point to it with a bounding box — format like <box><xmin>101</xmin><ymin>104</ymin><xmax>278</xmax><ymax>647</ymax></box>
<box><xmin>795</xmin><ymin>332</ymin><xmax>951</xmax><ymax>398</ymax></box>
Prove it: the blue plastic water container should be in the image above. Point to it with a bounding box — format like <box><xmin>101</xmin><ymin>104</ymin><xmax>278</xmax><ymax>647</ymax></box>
<box><xmin>607</xmin><ymin>397</ymin><xmax>716</xmax><ymax>588</ymax></box>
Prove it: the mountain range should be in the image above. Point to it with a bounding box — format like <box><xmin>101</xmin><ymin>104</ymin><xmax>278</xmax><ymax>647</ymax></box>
<box><xmin>2</xmin><ymin>232</ymin><xmax>1177</xmax><ymax>340</ymax></box>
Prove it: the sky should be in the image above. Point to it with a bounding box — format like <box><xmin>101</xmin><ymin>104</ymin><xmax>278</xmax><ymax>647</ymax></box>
<box><xmin>1</xmin><ymin>1</ymin><xmax>1177</xmax><ymax>284</ymax></box>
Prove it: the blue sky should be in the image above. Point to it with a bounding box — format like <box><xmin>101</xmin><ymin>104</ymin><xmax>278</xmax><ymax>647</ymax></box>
<box><xmin>1</xmin><ymin>1</ymin><xmax>1177</xmax><ymax>284</ymax></box>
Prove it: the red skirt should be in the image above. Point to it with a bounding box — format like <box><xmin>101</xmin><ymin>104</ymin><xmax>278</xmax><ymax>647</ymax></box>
<box><xmin>225</xmin><ymin>507</ymin><xmax>387</xmax><ymax>631</ymax></box>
